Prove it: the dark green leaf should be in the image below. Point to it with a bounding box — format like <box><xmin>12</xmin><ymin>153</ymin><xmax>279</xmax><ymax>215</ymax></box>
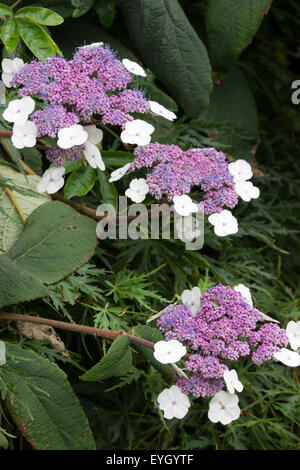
<box><xmin>0</xmin><ymin>4</ymin><xmax>12</xmax><ymax>17</ymax></box>
<box><xmin>1</xmin><ymin>343</ymin><xmax>95</xmax><ymax>450</ymax></box>
<box><xmin>94</xmin><ymin>0</ymin><xmax>116</xmax><ymax>28</ymax></box>
<box><xmin>7</xmin><ymin>201</ymin><xmax>97</xmax><ymax>284</ymax></box>
<box><xmin>139</xmin><ymin>81</ymin><xmax>178</xmax><ymax>112</ymax></box>
<box><xmin>0</xmin><ymin>17</ymin><xmax>19</xmax><ymax>53</ymax></box>
<box><xmin>81</xmin><ymin>335</ymin><xmax>132</xmax><ymax>382</ymax></box>
<box><xmin>98</xmin><ymin>169</ymin><xmax>118</xmax><ymax>207</ymax></box>
<box><xmin>0</xmin><ymin>254</ymin><xmax>48</xmax><ymax>308</ymax></box>
<box><xmin>71</xmin><ymin>0</ymin><xmax>94</xmax><ymax>18</ymax></box>
<box><xmin>118</xmin><ymin>0</ymin><xmax>213</xmax><ymax>117</ymax></box>
<box><xmin>21</xmin><ymin>147</ymin><xmax>43</xmax><ymax>176</ymax></box>
<box><xmin>0</xmin><ymin>431</ymin><xmax>8</xmax><ymax>448</ymax></box>
<box><xmin>15</xmin><ymin>7</ymin><xmax>64</xmax><ymax>26</ymax></box>
<box><xmin>102</xmin><ymin>150</ymin><xmax>133</xmax><ymax>167</ymax></box>
<box><xmin>206</xmin><ymin>0</ymin><xmax>272</xmax><ymax>76</ymax></box>
<box><xmin>64</xmin><ymin>165</ymin><xmax>96</xmax><ymax>199</ymax></box>
<box><xmin>17</xmin><ymin>18</ymin><xmax>60</xmax><ymax>61</ymax></box>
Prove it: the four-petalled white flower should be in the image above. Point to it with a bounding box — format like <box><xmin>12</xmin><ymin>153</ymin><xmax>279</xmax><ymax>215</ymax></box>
<box><xmin>208</xmin><ymin>391</ymin><xmax>241</xmax><ymax>425</ymax></box>
<box><xmin>223</xmin><ymin>369</ymin><xmax>243</xmax><ymax>394</ymax></box>
<box><xmin>208</xmin><ymin>210</ymin><xmax>238</xmax><ymax>237</ymax></box>
<box><xmin>120</xmin><ymin>119</ymin><xmax>154</xmax><ymax>146</ymax></box>
<box><xmin>157</xmin><ymin>385</ymin><xmax>191</xmax><ymax>419</ymax></box>
<box><xmin>109</xmin><ymin>163</ymin><xmax>131</xmax><ymax>182</ymax></box>
<box><xmin>125</xmin><ymin>178</ymin><xmax>149</xmax><ymax>203</ymax></box>
<box><xmin>122</xmin><ymin>58</ymin><xmax>146</xmax><ymax>77</ymax></box>
<box><xmin>149</xmin><ymin>101</ymin><xmax>176</xmax><ymax>121</ymax></box>
<box><xmin>235</xmin><ymin>180</ymin><xmax>260</xmax><ymax>202</ymax></box>
<box><xmin>229</xmin><ymin>159</ymin><xmax>253</xmax><ymax>183</ymax></box>
<box><xmin>273</xmin><ymin>348</ymin><xmax>300</xmax><ymax>367</ymax></box>
<box><xmin>57</xmin><ymin>124</ymin><xmax>88</xmax><ymax>149</ymax></box>
<box><xmin>85</xmin><ymin>125</ymin><xmax>103</xmax><ymax>145</ymax></box>
<box><xmin>234</xmin><ymin>284</ymin><xmax>253</xmax><ymax>307</ymax></box>
<box><xmin>1</xmin><ymin>58</ymin><xmax>24</xmax><ymax>88</ymax></box>
<box><xmin>11</xmin><ymin>121</ymin><xmax>37</xmax><ymax>149</ymax></box>
<box><xmin>2</xmin><ymin>96</ymin><xmax>35</xmax><ymax>125</ymax></box>
<box><xmin>37</xmin><ymin>167</ymin><xmax>66</xmax><ymax>194</ymax></box>
<box><xmin>181</xmin><ymin>286</ymin><xmax>201</xmax><ymax>316</ymax></box>
<box><xmin>286</xmin><ymin>321</ymin><xmax>300</xmax><ymax>351</ymax></box>
<box><xmin>173</xmin><ymin>195</ymin><xmax>198</xmax><ymax>217</ymax></box>
<box><xmin>154</xmin><ymin>340</ymin><xmax>186</xmax><ymax>364</ymax></box>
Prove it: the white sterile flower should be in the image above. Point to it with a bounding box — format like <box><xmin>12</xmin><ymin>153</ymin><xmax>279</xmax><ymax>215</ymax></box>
<box><xmin>0</xmin><ymin>340</ymin><xmax>6</xmax><ymax>366</ymax></box>
<box><xmin>157</xmin><ymin>385</ymin><xmax>191</xmax><ymax>420</ymax></box>
<box><xmin>109</xmin><ymin>163</ymin><xmax>131</xmax><ymax>183</ymax></box>
<box><xmin>208</xmin><ymin>210</ymin><xmax>238</xmax><ymax>237</ymax></box>
<box><xmin>2</xmin><ymin>96</ymin><xmax>35</xmax><ymax>125</ymax></box>
<box><xmin>286</xmin><ymin>321</ymin><xmax>300</xmax><ymax>351</ymax></box>
<box><xmin>81</xmin><ymin>42</ymin><xmax>103</xmax><ymax>48</ymax></box>
<box><xmin>256</xmin><ymin>309</ymin><xmax>279</xmax><ymax>323</ymax></box>
<box><xmin>1</xmin><ymin>57</ymin><xmax>24</xmax><ymax>88</ymax></box>
<box><xmin>120</xmin><ymin>119</ymin><xmax>154</xmax><ymax>146</ymax></box>
<box><xmin>125</xmin><ymin>178</ymin><xmax>149</xmax><ymax>203</ymax></box>
<box><xmin>11</xmin><ymin>121</ymin><xmax>37</xmax><ymax>149</ymax></box>
<box><xmin>273</xmin><ymin>348</ymin><xmax>300</xmax><ymax>367</ymax></box>
<box><xmin>208</xmin><ymin>391</ymin><xmax>241</xmax><ymax>425</ymax></box>
<box><xmin>173</xmin><ymin>195</ymin><xmax>198</xmax><ymax>217</ymax></box>
<box><xmin>85</xmin><ymin>125</ymin><xmax>103</xmax><ymax>145</ymax></box>
<box><xmin>228</xmin><ymin>159</ymin><xmax>253</xmax><ymax>183</ymax></box>
<box><xmin>154</xmin><ymin>340</ymin><xmax>186</xmax><ymax>364</ymax></box>
<box><xmin>181</xmin><ymin>286</ymin><xmax>201</xmax><ymax>316</ymax></box>
<box><xmin>57</xmin><ymin>124</ymin><xmax>88</xmax><ymax>149</ymax></box>
<box><xmin>234</xmin><ymin>284</ymin><xmax>253</xmax><ymax>307</ymax></box>
<box><xmin>235</xmin><ymin>180</ymin><xmax>260</xmax><ymax>202</ymax></box>
<box><xmin>37</xmin><ymin>167</ymin><xmax>66</xmax><ymax>195</ymax></box>
<box><xmin>122</xmin><ymin>58</ymin><xmax>146</xmax><ymax>77</ymax></box>
<box><xmin>223</xmin><ymin>369</ymin><xmax>243</xmax><ymax>394</ymax></box>
<box><xmin>171</xmin><ymin>363</ymin><xmax>188</xmax><ymax>379</ymax></box>
<box><xmin>84</xmin><ymin>141</ymin><xmax>105</xmax><ymax>170</ymax></box>
<box><xmin>149</xmin><ymin>101</ymin><xmax>177</xmax><ymax>121</ymax></box>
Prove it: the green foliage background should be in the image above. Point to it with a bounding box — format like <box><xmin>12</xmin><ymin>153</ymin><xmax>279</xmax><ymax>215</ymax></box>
<box><xmin>0</xmin><ymin>0</ymin><xmax>299</xmax><ymax>450</ymax></box>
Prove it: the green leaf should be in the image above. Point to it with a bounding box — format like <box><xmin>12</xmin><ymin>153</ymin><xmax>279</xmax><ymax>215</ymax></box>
<box><xmin>0</xmin><ymin>4</ymin><xmax>12</xmax><ymax>17</ymax></box>
<box><xmin>71</xmin><ymin>0</ymin><xmax>94</xmax><ymax>18</ymax></box>
<box><xmin>64</xmin><ymin>165</ymin><xmax>96</xmax><ymax>199</ymax></box>
<box><xmin>17</xmin><ymin>18</ymin><xmax>60</xmax><ymax>61</ymax></box>
<box><xmin>7</xmin><ymin>201</ymin><xmax>97</xmax><ymax>284</ymax></box>
<box><xmin>98</xmin><ymin>170</ymin><xmax>118</xmax><ymax>207</ymax></box>
<box><xmin>21</xmin><ymin>147</ymin><xmax>43</xmax><ymax>176</ymax></box>
<box><xmin>0</xmin><ymin>17</ymin><xmax>19</xmax><ymax>53</ymax></box>
<box><xmin>25</xmin><ymin>0</ymin><xmax>74</xmax><ymax>18</ymax></box>
<box><xmin>94</xmin><ymin>0</ymin><xmax>116</xmax><ymax>28</ymax></box>
<box><xmin>63</xmin><ymin>158</ymin><xmax>83</xmax><ymax>175</ymax></box>
<box><xmin>0</xmin><ymin>431</ymin><xmax>8</xmax><ymax>448</ymax></box>
<box><xmin>102</xmin><ymin>150</ymin><xmax>133</xmax><ymax>167</ymax></box>
<box><xmin>200</xmin><ymin>66</ymin><xmax>258</xmax><ymax>161</ymax></box>
<box><xmin>118</xmin><ymin>0</ymin><xmax>213</xmax><ymax>117</ymax></box>
<box><xmin>1</xmin><ymin>344</ymin><xmax>95</xmax><ymax>450</ymax></box>
<box><xmin>133</xmin><ymin>326</ymin><xmax>175</xmax><ymax>384</ymax></box>
<box><xmin>81</xmin><ymin>335</ymin><xmax>132</xmax><ymax>382</ymax></box>
<box><xmin>139</xmin><ymin>81</ymin><xmax>178</xmax><ymax>112</ymax></box>
<box><xmin>0</xmin><ymin>164</ymin><xmax>48</xmax><ymax>254</ymax></box>
<box><xmin>206</xmin><ymin>0</ymin><xmax>272</xmax><ymax>76</ymax></box>
<box><xmin>15</xmin><ymin>7</ymin><xmax>64</xmax><ymax>26</ymax></box>
<box><xmin>0</xmin><ymin>254</ymin><xmax>48</xmax><ymax>308</ymax></box>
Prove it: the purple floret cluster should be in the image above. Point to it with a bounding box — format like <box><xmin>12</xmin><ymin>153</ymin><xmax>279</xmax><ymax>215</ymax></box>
<box><xmin>129</xmin><ymin>144</ymin><xmax>239</xmax><ymax>214</ymax></box>
<box><xmin>157</xmin><ymin>284</ymin><xmax>288</xmax><ymax>398</ymax></box>
<box><xmin>11</xmin><ymin>45</ymin><xmax>149</xmax><ymax>134</ymax></box>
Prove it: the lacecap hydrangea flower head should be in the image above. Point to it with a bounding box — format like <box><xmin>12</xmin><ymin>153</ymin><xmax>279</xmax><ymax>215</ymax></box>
<box><xmin>153</xmin><ymin>282</ymin><xmax>300</xmax><ymax>424</ymax></box>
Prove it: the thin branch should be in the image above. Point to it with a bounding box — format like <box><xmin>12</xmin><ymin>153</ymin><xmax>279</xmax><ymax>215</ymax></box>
<box><xmin>4</xmin><ymin>187</ymin><xmax>26</xmax><ymax>223</ymax></box>
<box><xmin>11</xmin><ymin>0</ymin><xmax>23</xmax><ymax>8</ymax></box>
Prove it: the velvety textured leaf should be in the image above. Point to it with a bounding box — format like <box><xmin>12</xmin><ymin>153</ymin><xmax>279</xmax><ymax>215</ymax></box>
<box><xmin>201</xmin><ymin>66</ymin><xmax>258</xmax><ymax>161</ymax></box>
<box><xmin>133</xmin><ymin>325</ymin><xmax>175</xmax><ymax>384</ymax></box>
<box><xmin>0</xmin><ymin>254</ymin><xmax>48</xmax><ymax>308</ymax></box>
<box><xmin>64</xmin><ymin>165</ymin><xmax>96</xmax><ymax>199</ymax></box>
<box><xmin>17</xmin><ymin>18</ymin><xmax>60</xmax><ymax>61</ymax></box>
<box><xmin>7</xmin><ymin>201</ymin><xmax>97</xmax><ymax>284</ymax></box>
<box><xmin>118</xmin><ymin>0</ymin><xmax>213</xmax><ymax>117</ymax></box>
<box><xmin>1</xmin><ymin>343</ymin><xmax>95</xmax><ymax>450</ymax></box>
<box><xmin>15</xmin><ymin>7</ymin><xmax>64</xmax><ymax>26</ymax></box>
<box><xmin>206</xmin><ymin>0</ymin><xmax>272</xmax><ymax>75</ymax></box>
<box><xmin>0</xmin><ymin>4</ymin><xmax>12</xmax><ymax>16</ymax></box>
<box><xmin>81</xmin><ymin>335</ymin><xmax>132</xmax><ymax>382</ymax></box>
<box><xmin>0</xmin><ymin>165</ymin><xmax>47</xmax><ymax>254</ymax></box>
<box><xmin>94</xmin><ymin>0</ymin><xmax>116</xmax><ymax>28</ymax></box>
<box><xmin>97</xmin><ymin>170</ymin><xmax>118</xmax><ymax>208</ymax></box>
<box><xmin>0</xmin><ymin>17</ymin><xmax>19</xmax><ymax>53</ymax></box>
